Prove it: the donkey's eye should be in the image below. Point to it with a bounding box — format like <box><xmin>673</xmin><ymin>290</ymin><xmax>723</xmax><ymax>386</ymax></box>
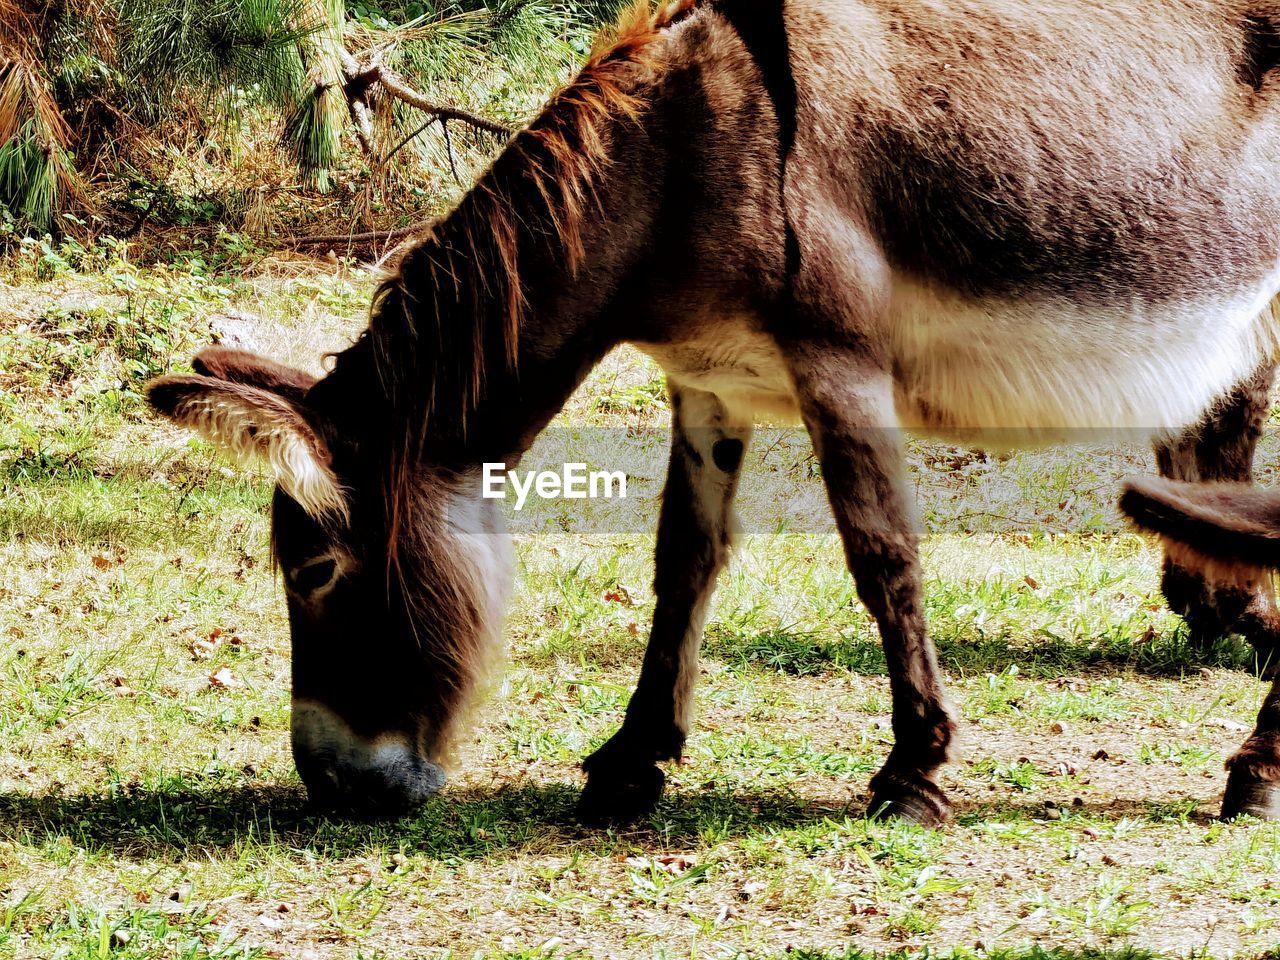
<box><xmin>293</xmin><ymin>558</ymin><xmax>338</xmax><ymax>595</ymax></box>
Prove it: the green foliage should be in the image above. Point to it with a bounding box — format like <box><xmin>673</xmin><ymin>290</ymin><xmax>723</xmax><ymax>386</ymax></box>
<box><xmin>115</xmin><ymin>0</ymin><xmax>320</xmax><ymax>115</ymax></box>
<box><xmin>0</xmin><ymin>0</ymin><xmax>621</xmax><ymax>239</ymax></box>
<box><xmin>286</xmin><ymin>0</ymin><xmax>347</xmax><ymax>189</ymax></box>
<box><xmin>0</xmin><ymin>58</ymin><xmax>82</xmax><ymax>235</ymax></box>
<box><xmin>0</xmin><ymin>239</ymin><xmax>230</xmax><ymax>415</ymax></box>
<box><xmin>392</xmin><ymin>0</ymin><xmax>586</xmax><ymax>105</ymax></box>
<box><xmin>283</xmin><ymin>86</ymin><xmax>342</xmax><ymax>189</ymax></box>
<box><xmin>0</xmin><ymin>121</ymin><xmax>78</xmax><ymax>234</ymax></box>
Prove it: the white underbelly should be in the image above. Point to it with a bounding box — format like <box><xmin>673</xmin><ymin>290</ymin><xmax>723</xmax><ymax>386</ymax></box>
<box><xmin>889</xmin><ymin>277</ymin><xmax>1280</xmax><ymax>443</ymax></box>
<box><xmin>634</xmin><ymin>276</ymin><xmax>1280</xmax><ymax>442</ymax></box>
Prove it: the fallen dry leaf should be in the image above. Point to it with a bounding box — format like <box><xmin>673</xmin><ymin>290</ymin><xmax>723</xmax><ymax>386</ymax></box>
<box><xmin>625</xmin><ymin>854</ymin><xmax>697</xmax><ymax>877</ymax></box>
<box><xmin>602</xmin><ymin>587</ymin><xmax>633</xmax><ymax>606</ymax></box>
<box><xmin>1053</xmin><ymin>676</ymin><xmax>1089</xmax><ymax>692</ymax></box>
<box><xmin>107</xmin><ymin>676</ymin><xmax>136</xmax><ymax>698</ymax></box>
<box><xmin>208</xmin><ymin>667</ymin><xmax>240</xmax><ymax>690</ymax></box>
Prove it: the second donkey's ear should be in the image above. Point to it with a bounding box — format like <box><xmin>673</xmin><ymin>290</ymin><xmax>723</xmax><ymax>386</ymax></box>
<box><xmin>1120</xmin><ymin>477</ymin><xmax>1280</xmax><ymax>583</ymax></box>
<box><xmin>193</xmin><ymin>347</ymin><xmax>319</xmax><ymax>404</ymax></box>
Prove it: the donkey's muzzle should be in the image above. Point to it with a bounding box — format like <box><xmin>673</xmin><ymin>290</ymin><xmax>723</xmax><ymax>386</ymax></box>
<box><xmin>298</xmin><ymin>749</ymin><xmax>446</xmax><ymax>818</ymax></box>
<box><xmin>291</xmin><ymin>701</ymin><xmax>445</xmax><ymax>818</ymax></box>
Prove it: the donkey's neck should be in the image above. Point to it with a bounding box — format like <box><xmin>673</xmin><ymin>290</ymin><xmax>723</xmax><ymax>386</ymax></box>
<box><xmin>447</xmin><ymin>129</ymin><xmax>664</xmax><ymax>463</ymax></box>
<box><xmin>326</xmin><ymin>59</ymin><xmax>673</xmax><ymax>469</ymax></box>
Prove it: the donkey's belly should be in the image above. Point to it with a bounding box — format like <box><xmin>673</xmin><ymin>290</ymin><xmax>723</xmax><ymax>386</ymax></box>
<box><xmin>634</xmin><ymin>328</ymin><xmax>803</xmax><ymax>423</ymax></box>
<box><xmin>637</xmin><ymin>275</ymin><xmax>1280</xmax><ymax>442</ymax></box>
<box><xmin>889</xmin><ymin>277</ymin><xmax>1280</xmax><ymax>444</ymax></box>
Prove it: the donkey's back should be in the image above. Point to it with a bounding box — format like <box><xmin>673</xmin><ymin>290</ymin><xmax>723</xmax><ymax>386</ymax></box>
<box><xmin>776</xmin><ymin>0</ymin><xmax>1280</xmax><ymax>439</ymax></box>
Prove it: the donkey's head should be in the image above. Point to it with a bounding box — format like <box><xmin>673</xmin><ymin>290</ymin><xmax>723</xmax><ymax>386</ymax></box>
<box><xmin>147</xmin><ymin>346</ymin><xmax>511</xmax><ymax>817</ymax></box>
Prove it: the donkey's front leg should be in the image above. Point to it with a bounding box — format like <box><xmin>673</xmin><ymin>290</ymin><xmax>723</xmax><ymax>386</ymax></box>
<box><xmin>577</xmin><ymin>386</ymin><xmax>751</xmax><ymax>823</ymax></box>
<box><xmin>785</xmin><ymin>349</ymin><xmax>955</xmax><ymax>825</ymax></box>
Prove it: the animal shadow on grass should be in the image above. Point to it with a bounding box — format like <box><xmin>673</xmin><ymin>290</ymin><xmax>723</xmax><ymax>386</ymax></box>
<box><xmin>0</xmin><ymin>776</ymin><xmax>1224</xmax><ymax>863</ymax></box>
<box><xmin>949</xmin><ymin>795</ymin><xmax>1219</xmax><ymax>827</ymax></box>
<box><xmin>0</xmin><ymin>780</ymin><xmax>847</xmax><ymax>862</ymax></box>
<box><xmin>704</xmin><ymin>625</ymin><xmax>1265</xmax><ymax>680</ymax></box>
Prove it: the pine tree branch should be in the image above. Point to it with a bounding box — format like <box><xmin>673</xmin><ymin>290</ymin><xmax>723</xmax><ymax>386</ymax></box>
<box><xmin>284</xmin><ymin>52</ymin><xmax>513</xmax><ymax>253</ymax></box>
<box><xmin>348</xmin><ymin>96</ymin><xmax>374</xmax><ymax>153</ymax></box>
<box><xmin>339</xmin><ymin>55</ymin><xmax>514</xmax><ymax>145</ymax></box>
<box><xmin>384</xmin><ymin>116</ymin><xmax>438</xmax><ymax>165</ymax></box>
<box><xmin>373</xmin><ymin>67</ymin><xmax>513</xmax><ymax>136</ymax></box>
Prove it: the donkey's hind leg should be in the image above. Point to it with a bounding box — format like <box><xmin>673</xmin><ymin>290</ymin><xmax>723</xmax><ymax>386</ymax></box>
<box><xmin>1154</xmin><ymin>364</ymin><xmax>1277</xmax><ymax>652</ymax></box>
<box><xmin>577</xmin><ymin>385</ymin><xmax>751</xmax><ymax>823</ymax></box>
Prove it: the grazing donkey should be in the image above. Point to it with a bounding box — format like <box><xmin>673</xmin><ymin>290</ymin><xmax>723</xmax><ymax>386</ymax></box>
<box><xmin>148</xmin><ymin>0</ymin><xmax>1280</xmax><ymax>823</ymax></box>
<box><xmin>1122</xmin><ymin>478</ymin><xmax>1280</xmax><ymax>819</ymax></box>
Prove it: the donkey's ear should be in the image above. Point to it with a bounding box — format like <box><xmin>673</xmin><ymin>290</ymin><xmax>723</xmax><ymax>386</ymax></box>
<box><xmin>1120</xmin><ymin>477</ymin><xmax>1280</xmax><ymax>582</ymax></box>
<box><xmin>192</xmin><ymin>347</ymin><xmax>318</xmax><ymax>404</ymax></box>
<box><xmin>147</xmin><ymin>374</ymin><xmax>346</xmax><ymax>521</ymax></box>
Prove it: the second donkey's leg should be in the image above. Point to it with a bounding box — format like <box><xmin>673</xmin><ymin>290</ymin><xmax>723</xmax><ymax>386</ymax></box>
<box><xmin>1223</xmin><ymin>672</ymin><xmax>1280</xmax><ymax>819</ymax></box>
<box><xmin>1155</xmin><ymin>364</ymin><xmax>1277</xmax><ymax>652</ymax></box>
<box><xmin>577</xmin><ymin>385</ymin><xmax>751</xmax><ymax>823</ymax></box>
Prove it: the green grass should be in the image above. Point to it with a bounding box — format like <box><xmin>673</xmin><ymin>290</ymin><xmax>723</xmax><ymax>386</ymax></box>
<box><xmin>2</xmin><ymin>249</ymin><xmax>1280</xmax><ymax>958</ymax></box>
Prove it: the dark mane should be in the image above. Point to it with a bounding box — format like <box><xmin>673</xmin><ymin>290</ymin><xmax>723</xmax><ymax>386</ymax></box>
<box><xmin>342</xmin><ymin>0</ymin><xmax>696</xmax><ymax>547</ymax></box>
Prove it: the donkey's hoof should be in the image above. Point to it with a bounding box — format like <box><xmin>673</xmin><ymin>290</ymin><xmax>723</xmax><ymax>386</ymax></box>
<box><xmin>867</xmin><ymin>772</ymin><xmax>951</xmax><ymax>827</ymax></box>
<box><xmin>576</xmin><ymin>763</ymin><xmax>665</xmax><ymax>825</ymax></box>
<box><xmin>1222</xmin><ymin>772</ymin><xmax>1280</xmax><ymax>821</ymax></box>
